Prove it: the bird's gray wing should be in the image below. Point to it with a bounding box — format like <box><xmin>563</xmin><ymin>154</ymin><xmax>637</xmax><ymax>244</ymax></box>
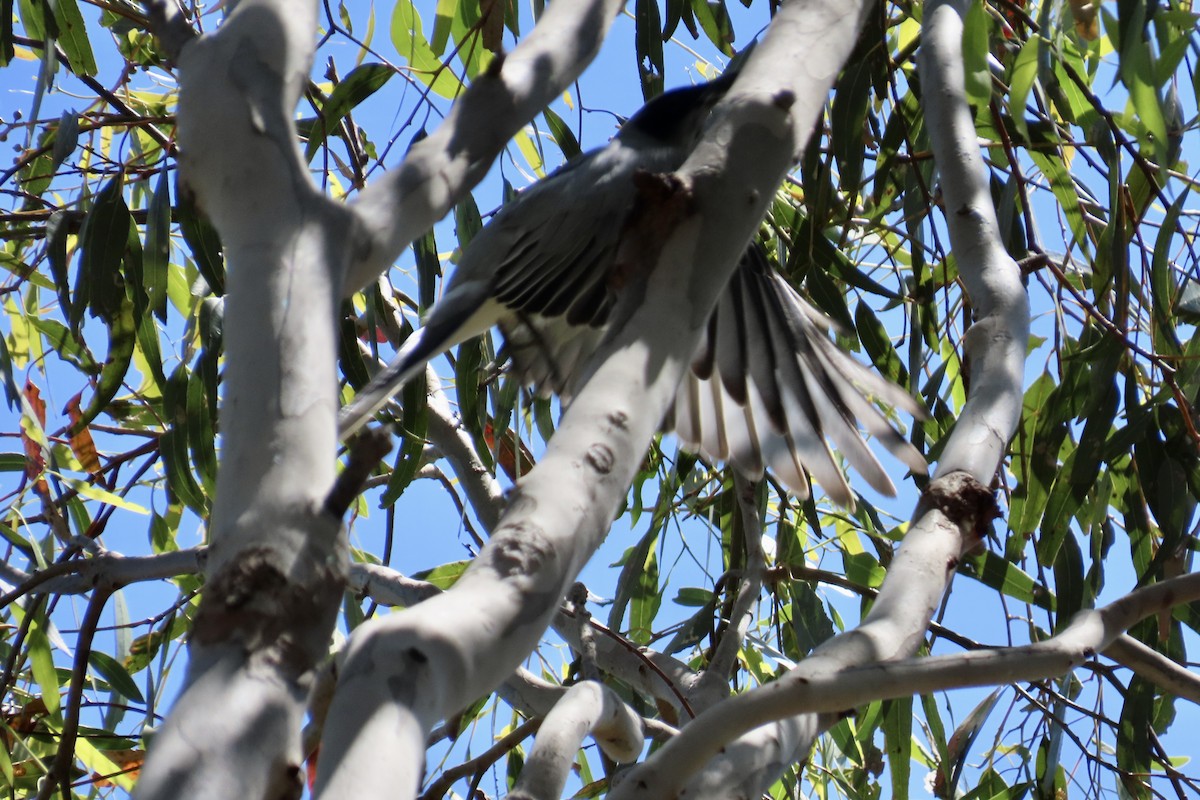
<box><xmin>340</xmin><ymin>147</ymin><xmax>646</xmax><ymax>436</ymax></box>
<box><xmin>489</xmin><ymin>199</ymin><xmax>622</xmax><ymax>398</ymax></box>
<box><xmin>668</xmin><ymin>247</ymin><xmax>927</xmax><ymax>506</ymax></box>
<box><xmin>489</xmin><ymin>146</ymin><xmax>667</xmax><ymax>395</ymax></box>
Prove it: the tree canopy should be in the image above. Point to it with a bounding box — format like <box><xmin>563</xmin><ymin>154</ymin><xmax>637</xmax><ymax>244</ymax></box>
<box><xmin>1</xmin><ymin>0</ymin><xmax>1199</xmax><ymax>798</ymax></box>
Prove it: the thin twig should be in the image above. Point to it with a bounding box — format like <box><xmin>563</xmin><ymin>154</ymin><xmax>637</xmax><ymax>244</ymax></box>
<box><xmin>325</xmin><ymin>427</ymin><xmax>394</xmax><ymax>518</ymax></box>
<box><xmin>418</xmin><ymin>716</ymin><xmax>542</xmax><ymax>800</ymax></box>
<box><xmin>38</xmin><ymin>585</ymin><xmax>113</xmax><ymax>800</ymax></box>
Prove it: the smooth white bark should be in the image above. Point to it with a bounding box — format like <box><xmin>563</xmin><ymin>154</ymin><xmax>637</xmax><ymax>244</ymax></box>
<box><xmin>553</xmin><ymin>613</ymin><xmax>699</xmax><ymax>723</ymax></box>
<box><xmin>1105</xmin><ymin>634</ymin><xmax>1200</xmax><ymax>704</ymax></box>
<box><xmin>679</xmin><ymin>717</ymin><xmax>827</xmax><ymax>800</ymax></box>
<box><xmin>920</xmin><ymin>0</ymin><xmax>1030</xmax><ymax>481</ymax></box>
<box><xmin>646</xmin><ymin>574</ymin><xmax>1200</xmax><ymax>719</ymax></box>
<box><xmin>315</xmin><ymin>232</ymin><xmax>713</xmax><ymax>797</ymax></box>
<box><xmin>44</xmin><ymin>0</ymin><xmax>1192</xmax><ymax>795</ymax></box>
<box><xmin>134</xmin><ymin>0</ymin><xmax>628</xmax><ymax>794</ymax></box>
<box><xmin>135</xmin><ymin>2</ymin><xmax>349</xmax><ymax>797</ymax></box>
<box><xmin>0</xmin><ymin>549</ymin><xmax>205</xmax><ymax>598</ymax></box>
<box><xmin>508</xmin><ymin>682</ymin><xmax>644</xmax><ymax>800</ymax></box>
<box><xmin>550</xmin><ymin>480</ymin><xmax>766</xmax><ymax>728</ymax></box>
<box><xmin>422</xmin><ymin>368</ymin><xmax>506</xmax><ymax>531</ymax></box>
<box><xmin>690</xmin><ymin>475</ymin><xmax>766</xmax><ymax>710</ymax></box>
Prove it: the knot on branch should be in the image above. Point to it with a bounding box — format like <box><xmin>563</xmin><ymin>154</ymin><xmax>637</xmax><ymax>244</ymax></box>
<box><xmin>585</xmin><ymin>442</ymin><xmax>615</xmax><ymax>475</ymax></box>
<box><xmin>193</xmin><ymin>547</ymin><xmax>345</xmax><ymax>673</ymax></box>
<box><xmin>772</xmin><ymin>89</ymin><xmax>796</xmax><ymax>111</ymax></box>
<box><xmin>920</xmin><ymin>471</ymin><xmax>999</xmax><ymax>540</ymax></box>
<box><xmin>488</xmin><ymin>525</ymin><xmax>551</xmax><ymax>578</ymax></box>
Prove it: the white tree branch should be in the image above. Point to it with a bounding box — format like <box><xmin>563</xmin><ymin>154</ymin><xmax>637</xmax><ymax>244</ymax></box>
<box><xmin>423</xmin><ymin>367</ymin><xmax>506</xmax><ymax>532</ymax></box>
<box><xmin>676</xmin><ymin>571</ymin><xmax>1200</xmax><ymax>743</ymax></box>
<box><xmin>318</xmin><ymin>0</ymin><xmax>884</xmax><ymax>794</ymax></box>
<box><xmin>920</xmin><ymin>0</ymin><xmax>1031</xmax><ymax>482</ymax></box>
<box><xmin>681</xmin><ymin>716</ymin><xmax>829</xmax><ymax>800</ymax></box>
<box><xmin>1105</xmin><ymin>633</ymin><xmax>1200</xmax><ymax>704</ymax></box>
<box><xmin>0</xmin><ymin>549</ymin><xmax>205</xmax><ymax>600</ymax></box>
<box><xmin>343</xmin><ymin>0</ymin><xmax>624</xmax><ymax>293</ymax></box>
<box><xmin>344</xmin><ymin>561</ymin><xmax>688</xmax><ymax>736</ymax></box>
<box><xmin>354</xmin><ymin>314</ymin><xmax>506</xmax><ymax>532</ymax></box>
<box><xmin>553</xmin><ymin>612</ymin><xmax>699</xmax><ymax>723</ymax></box>
<box><xmin>496</xmin><ymin>666</ymin><xmax>571</xmax><ymax>717</ymax></box>
<box><xmin>691</xmin><ymin>475</ymin><xmax>765</xmax><ymax>711</ymax></box>
<box><xmin>138</xmin><ymin>3</ymin><xmax>624</xmax><ymax>792</ymax></box>
<box><xmin>619</xmin><ymin>562</ymin><xmax>1200</xmax><ymax>799</ymax></box>
<box><xmin>508</xmin><ymin>681</ymin><xmax>644</xmax><ymax>800</ymax></box>
<box><xmin>134</xmin><ymin>1</ymin><xmax>349</xmax><ymax>796</ymax></box>
<box><xmin>347</xmin><ymin>562</ymin><xmax>441</xmax><ymax>607</ymax></box>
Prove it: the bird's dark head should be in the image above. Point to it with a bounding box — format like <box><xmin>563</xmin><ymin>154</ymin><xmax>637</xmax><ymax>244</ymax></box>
<box><xmin>620</xmin><ymin>46</ymin><xmax>752</xmax><ymax>147</ymax></box>
<box><xmin>621</xmin><ymin>78</ymin><xmax>730</xmax><ymax>145</ymax></box>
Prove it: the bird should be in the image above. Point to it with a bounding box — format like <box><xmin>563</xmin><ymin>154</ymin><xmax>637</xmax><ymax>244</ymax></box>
<box><xmin>339</xmin><ymin>68</ymin><xmax>742</xmax><ymax>433</ymax></box>
<box><xmin>340</xmin><ymin>67</ymin><xmax>926</xmax><ymax>506</ymax></box>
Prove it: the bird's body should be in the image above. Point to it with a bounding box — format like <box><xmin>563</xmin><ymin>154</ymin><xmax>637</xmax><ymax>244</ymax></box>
<box><xmin>340</xmin><ymin>68</ymin><xmax>926</xmax><ymax>505</ymax></box>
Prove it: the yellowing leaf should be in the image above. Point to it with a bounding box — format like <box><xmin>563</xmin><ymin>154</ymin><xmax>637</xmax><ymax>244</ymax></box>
<box><xmin>64</xmin><ymin>395</ymin><xmax>102</xmax><ymax>475</ymax></box>
<box><xmin>514</xmin><ymin>128</ymin><xmax>544</xmax><ymax>177</ymax></box>
<box><xmin>74</xmin><ymin>739</ymin><xmax>139</xmax><ymax>791</ymax></box>
<box><xmin>390</xmin><ymin>0</ymin><xmax>464</xmax><ymax>99</ymax></box>
<box><xmin>54</xmin><ymin>473</ymin><xmax>149</xmax><ymax>514</ymax></box>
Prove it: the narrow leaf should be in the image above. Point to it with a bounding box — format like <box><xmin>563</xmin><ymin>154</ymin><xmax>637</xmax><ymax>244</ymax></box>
<box><xmin>26</xmin><ymin>616</ymin><xmax>61</xmax><ymax>715</ymax></box>
<box><xmin>380</xmin><ymin>371</ymin><xmax>428</xmax><ymax>505</ymax></box>
<box><xmin>73</xmin><ymin>293</ymin><xmax>136</xmax><ymax>433</ymax></box>
<box><xmin>542</xmin><ymin>107</ymin><xmax>580</xmax><ymax>160</ymax></box>
<box><xmin>635</xmin><ymin>0</ymin><xmax>664</xmax><ymax>100</ymax></box>
<box><xmin>88</xmin><ymin>650</ymin><xmax>145</xmax><ymax>703</ymax></box>
<box><xmin>304</xmin><ymin>63</ymin><xmax>393</xmax><ymax>161</ymax></box>
<box><xmin>144</xmin><ymin>167</ymin><xmax>171</xmax><ymax>321</ymax></box>
<box><xmin>80</xmin><ymin>177</ymin><xmax>131</xmax><ymax>323</ymax></box>
<box><xmin>391</xmin><ymin>0</ymin><xmax>465</xmax><ymax>98</ymax></box>
<box><xmin>49</xmin><ymin>0</ymin><xmax>96</xmax><ymax>75</ymax></box>
<box><xmin>176</xmin><ymin>176</ymin><xmax>226</xmax><ymax>295</ymax></box>
<box><xmin>63</xmin><ymin>394</ymin><xmax>101</xmax><ymax>474</ymax></box>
